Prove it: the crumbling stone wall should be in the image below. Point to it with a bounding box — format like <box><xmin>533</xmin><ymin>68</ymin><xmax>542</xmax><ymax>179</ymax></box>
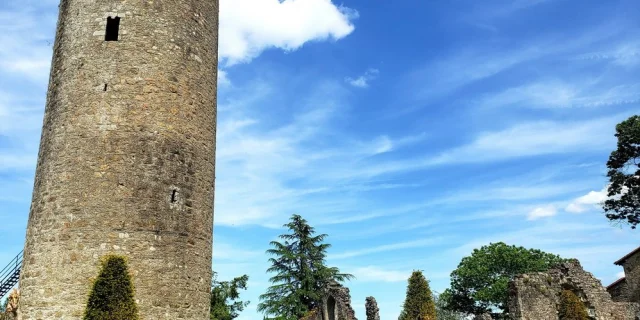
<box><xmin>323</xmin><ymin>281</ymin><xmax>357</xmax><ymax>320</ymax></box>
<box><xmin>508</xmin><ymin>259</ymin><xmax>640</xmax><ymax>320</ymax></box>
<box><xmin>365</xmin><ymin>296</ymin><xmax>380</xmax><ymax>320</ymax></box>
<box><xmin>302</xmin><ymin>281</ymin><xmax>357</xmax><ymax>320</ymax></box>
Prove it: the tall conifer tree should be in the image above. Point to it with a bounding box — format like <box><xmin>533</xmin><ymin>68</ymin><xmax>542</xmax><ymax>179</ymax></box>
<box><xmin>257</xmin><ymin>214</ymin><xmax>353</xmax><ymax>320</ymax></box>
<box><xmin>399</xmin><ymin>270</ymin><xmax>437</xmax><ymax>320</ymax></box>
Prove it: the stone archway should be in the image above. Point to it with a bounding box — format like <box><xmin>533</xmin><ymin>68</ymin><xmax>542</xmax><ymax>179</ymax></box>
<box><xmin>327</xmin><ymin>296</ymin><xmax>336</xmax><ymax>320</ymax></box>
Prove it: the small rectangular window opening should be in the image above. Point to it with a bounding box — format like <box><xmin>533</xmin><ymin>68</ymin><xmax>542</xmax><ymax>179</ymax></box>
<box><xmin>105</xmin><ymin>16</ymin><xmax>121</xmax><ymax>41</ymax></box>
<box><xmin>171</xmin><ymin>190</ymin><xmax>178</xmax><ymax>203</ymax></box>
<box><xmin>103</xmin><ymin>84</ymin><xmax>108</xmax><ymax>91</ymax></box>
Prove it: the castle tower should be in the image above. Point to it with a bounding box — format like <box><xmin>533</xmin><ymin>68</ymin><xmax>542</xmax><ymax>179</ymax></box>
<box><xmin>18</xmin><ymin>0</ymin><xmax>218</xmax><ymax>318</ymax></box>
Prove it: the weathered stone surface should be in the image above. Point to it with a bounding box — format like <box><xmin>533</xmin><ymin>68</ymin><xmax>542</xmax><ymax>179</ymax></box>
<box><xmin>508</xmin><ymin>259</ymin><xmax>640</xmax><ymax>320</ymax></box>
<box><xmin>323</xmin><ymin>280</ymin><xmax>357</xmax><ymax>320</ymax></box>
<box><xmin>609</xmin><ymin>278</ymin><xmax>631</xmax><ymax>302</ymax></box>
<box><xmin>302</xmin><ymin>281</ymin><xmax>357</xmax><ymax>320</ymax></box>
<box><xmin>18</xmin><ymin>0</ymin><xmax>219</xmax><ymax>319</ymax></box>
<box><xmin>610</xmin><ymin>247</ymin><xmax>640</xmax><ymax>303</ymax></box>
<box><xmin>365</xmin><ymin>296</ymin><xmax>380</xmax><ymax>320</ymax></box>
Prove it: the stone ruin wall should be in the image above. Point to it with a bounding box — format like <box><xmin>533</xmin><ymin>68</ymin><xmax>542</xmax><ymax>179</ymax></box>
<box><xmin>508</xmin><ymin>259</ymin><xmax>640</xmax><ymax>320</ymax></box>
<box><xmin>301</xmin><ymin>281</ymin><xmax>357</xmax><ymax>320</ymax></box>
<box><xmin>365</xmin><ymin>296</ymin><xmax>380</xmax><ymax>320</ymax></box>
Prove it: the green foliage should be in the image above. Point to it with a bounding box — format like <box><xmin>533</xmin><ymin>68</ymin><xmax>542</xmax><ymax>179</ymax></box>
<box><xmin>434</xmin><ymin>292</ymin><xmax>466</xmax><ymax>320</ymax></box>
<box><xmin>442</xmin><ymin>242</ymin><xmax>565</xmax><ymax>316</ymax></box>
<box><xmin>398</xmin><ymin>270</ymin><xmax>437</xmax><ymax>320</ymax></box>
<box><xmin>558</xmin><ymin>290</ymin><xmax>588</xmax><ymax>320</ymax></box>
<box><xmin>604</xmin><ymin>115</ymin><xmax>640</xmax><ymax>229</ymax></box>
<box><xmin>210</xmin><ymin>271</ymin><xmax>250</xmax><ymax>320</ymax></box>
<box><xmin>83</xmin><ymin>255</ymin><xmax>139</xmax><ymax>320</ymax></box>
<box><xmin>257</xmin><ymin>214</ymin><xmax>354</xmax><ymax>320</ymax></box>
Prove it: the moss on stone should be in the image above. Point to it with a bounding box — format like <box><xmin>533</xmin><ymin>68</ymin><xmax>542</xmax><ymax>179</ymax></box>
<box><xmin>559</xmin><ymin>290</ymin><xmax>588</xmax><ymax>320</ymax></box>
<box><xmin>83</xmin><ymin>255</ymin><xmax>139</xmax><ymax>320</ymax></box>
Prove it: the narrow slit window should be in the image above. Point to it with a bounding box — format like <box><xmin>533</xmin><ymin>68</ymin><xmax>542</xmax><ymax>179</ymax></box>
<box><xmin>103</xmin><ymin>84</ymin><xmax>108</xmax><ymax>91</ymax></box>
<box><xmin>171</xmin><ymin>190</ymin><xmax>178</xmax><ymax>203</ymax></box>
<box><xmin>105</xmin><ymin>16</ymin><xmax>121</xmax><ymax>41</ymax></box>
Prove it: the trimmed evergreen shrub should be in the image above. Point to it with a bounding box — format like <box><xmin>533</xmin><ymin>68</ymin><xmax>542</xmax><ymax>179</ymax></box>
<box><xmin>399</xmin><ymin>270</ymin><xmax>437</xmax><ymax>320</ymax></box>
<box><xmin>558</xmin><ymin>290</ymin><xmax>588</xmax><ymax>320</ymax></box>
<box><xmin>84</xmin><ymin>255</ymin><xmax>139</xmax><ymax>320</ymax></box>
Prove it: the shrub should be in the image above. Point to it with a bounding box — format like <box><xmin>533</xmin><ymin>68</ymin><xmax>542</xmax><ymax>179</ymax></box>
<box><xmin>84</xmin><ymin>255</ymin><xmax>139</xmax><ymax>320</ymax></box>
<box><xmin>558</xmin><ymin>290</ymin><xmax>588</xmax><ymax>320</ymax></box>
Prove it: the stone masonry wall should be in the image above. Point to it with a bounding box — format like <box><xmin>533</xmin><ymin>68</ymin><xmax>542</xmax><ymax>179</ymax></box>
<box><xmin>623</xmin><ymin>252</ymin><xmax>640</xmax><ymax>302</ymax></box>
<box><xmin>508</xmin><ymin>260</ymin><xmax>640</xmax><ymax>320</ymax></box>
<box><xmin>609</xmin><ymin>280</ymin><xmax>632</xmax><ymax>303</ymax></box>
<box><xmin>18</xmin><ymin>0</ymin><xmax>219</xmax><ymax>319</ymax></box>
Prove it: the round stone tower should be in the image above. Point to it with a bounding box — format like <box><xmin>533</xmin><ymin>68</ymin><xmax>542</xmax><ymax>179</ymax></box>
<box><xmin>18</xmin><ymin>0</ymin><xmax>218</xmax><ymax>318</ymax></box>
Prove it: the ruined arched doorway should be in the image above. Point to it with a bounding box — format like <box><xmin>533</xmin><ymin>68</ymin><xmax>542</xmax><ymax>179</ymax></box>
<box><xmin>327</xmin><ymin>296</ymin><xmax>336</xmax><ymax>320</ymax></box>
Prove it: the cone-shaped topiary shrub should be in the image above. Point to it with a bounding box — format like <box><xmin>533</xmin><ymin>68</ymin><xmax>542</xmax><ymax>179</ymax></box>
<box><xmin>84</xmin><ymin>255</ymin><xmax>139</xmax><ymax>320</ymax></box>
<box><xmin>559</xmin><ymin>290</ymin><xmax>588</xmax><ymax>320</ymax></box>
<box><xmin>398</xmin><ymin>270</ymin><xmax>437</xmax><ymax>320</ymax></box>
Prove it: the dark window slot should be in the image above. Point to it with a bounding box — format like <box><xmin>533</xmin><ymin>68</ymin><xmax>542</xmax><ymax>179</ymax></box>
<box><xmin>105</xmin><ymin>16</ymin><xmax>121</xmax><ymax>41</ymax></box>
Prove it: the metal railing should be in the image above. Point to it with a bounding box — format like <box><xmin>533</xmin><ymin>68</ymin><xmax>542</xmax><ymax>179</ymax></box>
<box><xmin>0</xmin><ymin>251</ymin><xmax>23</xmax><ymax>299</ymax></box>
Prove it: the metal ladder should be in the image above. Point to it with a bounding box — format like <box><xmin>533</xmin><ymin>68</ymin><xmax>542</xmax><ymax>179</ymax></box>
<box><xmin>0</xmin><ymin>251</ymin><xmax>23</xmax><ymax>299</ymax></box>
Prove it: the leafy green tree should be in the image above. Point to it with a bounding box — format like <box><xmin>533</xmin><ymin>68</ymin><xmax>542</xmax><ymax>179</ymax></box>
<box><xmin>84</xmin><ymin>255</ymin><xmax>139</xmax><ymax>320</ymax></box>
<box><xmin>558</xmin><ymin>290</ymin><xmax>588</xmax><ymax>320</ymax></box>
<box><xmin>434</xmin><ymin>292</ymin><xmax>466</xmax><ymax>320</ymax></box>
<box><xmin>442</xmin><ymin>242</ymin><xmax>565</xmax><ymax>317</ymax></box>
<box><xmin>257</xmin><ymin>214</ymin><xmax>354</xmax><ymax>320</ymax></box>
<box><xmin>210</xmin><ymin>271</ymin><xmax>250</xmax><ymax>320</ymax></box>
<box><xmin>604</xmin><ymin>115</ymin><xmax>640</xmax><ymax>229</ymax></box>
<box><xmin>398</xmin><ymin>270</ymin><xmax>437</xmax><ymax>320</ymax></box>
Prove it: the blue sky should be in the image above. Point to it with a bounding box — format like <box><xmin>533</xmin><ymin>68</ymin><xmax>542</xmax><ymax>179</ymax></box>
<box><xmin>1</xmin><ymin>0</ymin><xmax>640</xmax><ymax>319</ymax></box>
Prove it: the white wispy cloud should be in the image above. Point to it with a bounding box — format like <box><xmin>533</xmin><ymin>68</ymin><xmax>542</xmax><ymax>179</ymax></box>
<box><xmin>527</xmin><ymin>205</ymin><xmax>558</xmax><ymax>220</ymax></box>
<box><xmin>219</xmin><ymin>0</ymin><xmax>358</xmax><ymax>66</ymax></box>
<box><xmin>329</xmin><ymin>237</ymin><xmax>447</xmax><ymax>260</ymax></box>
<box><xmin>218</xmin><ymin>70</ymin><xmax>232</xmax><ymax>87</ymax></box>
<box><xmin>478</xmin><ymin>79</ymin><xmax>640</xmax><ymax>110</ymax></box>
<box><xmin>345</xmin><ymin>68</ymin><xmax>379</xmax><ymax>88</ymax></box>
<box><xmin>347</xmin><ymin>266</ymin><xmax>410</xmax><ymax>283</ymax></box>
<box><xmin>429</xmin><ymin>116</ymin><xmax>621</xmax><ymax>164</ymax></box>
<box><xmin>565</xmin><ymin>186</ymin><xmax>608</xmax><ymax>213</ymax></box>
<box><xmin>576</xmin><ymin>41</ymin><xmax>640</xmax><ymax>67</ymax></box>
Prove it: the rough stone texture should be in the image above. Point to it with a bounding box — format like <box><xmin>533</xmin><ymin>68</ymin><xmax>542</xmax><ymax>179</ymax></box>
<box><xmin>365</xmin><ymin>296</ymin><xmax>380</xmax><ymax>320</ymax></box>
<box><xmin>609</xmin><ymin>279</ymin><xmax>632</xmax><ymax>303</ymax></box>
<box><xmin>617</xmin><ymin>248</ymin><xmax>640</xmax><ymax>303</ymax></box>
<box><xmin>303</xmin><ymin>281</ymin><xmax>357</xmax><ymax>320</ymax></box>
<box><xmin>322</xmin><ymin>280</ymin><xmax>357</xmax><ymax>320</ymax></box>
<box><xmin>18</xmin><ymin>0</ymin><xmax>219</xmax><ymax>319</ymax></box>
<box><xmin>508</xmin><ymin>259</ymin><xmax>640</xmax><ymax>320</ymax></box>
